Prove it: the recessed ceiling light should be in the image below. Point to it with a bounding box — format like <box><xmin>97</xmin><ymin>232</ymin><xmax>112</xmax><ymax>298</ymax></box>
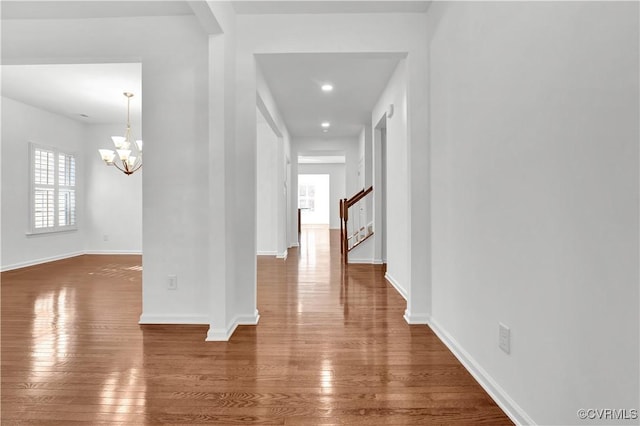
<box><xmin>321</xmin><ymin>84</ymin><xmax>333</xmax><ymax>92</ymax></box>
<box><xmin>321</xmin><ymin>122</ymin><xmax>330</xmax><ymax>128</ymax></box>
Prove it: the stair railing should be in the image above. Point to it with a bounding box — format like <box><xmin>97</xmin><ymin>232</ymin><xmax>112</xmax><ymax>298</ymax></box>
<box><xmin>339</xmin><ymin>186</ymin><xmax>373</xmax><ymax>263</ymax></box>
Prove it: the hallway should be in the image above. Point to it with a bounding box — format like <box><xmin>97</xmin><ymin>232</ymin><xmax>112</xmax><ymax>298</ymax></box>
<box><xmin>257</xmin><ymin>226</ymin><xmax>512</xmax><ymax>424</ymax></box>
<box><xmin>1</xmin><ymin>228</ymin><xmax>511</xmax><ymax>424</ymax></box>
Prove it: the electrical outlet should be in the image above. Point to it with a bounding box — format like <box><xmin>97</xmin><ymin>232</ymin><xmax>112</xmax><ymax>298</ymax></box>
<box><xmin>168</xmin><ymin>275</ymin><xmax>178</xmax><ymax>290</ymax></box>
<box><xmin>499</xmin><ymin>323</ymin><xmax>510</xmax><ymax>354</ymax></box>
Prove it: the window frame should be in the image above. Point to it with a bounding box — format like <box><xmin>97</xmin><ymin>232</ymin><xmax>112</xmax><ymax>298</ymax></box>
<box><xmin>298</xmin><ymin>183</ymin><xmax>316</xmax><ymax>212</ymax></box>
<box><xmin>28</xmin><ymin>142</ymin><xmax>78</xmax><ymax>235</ymax></box>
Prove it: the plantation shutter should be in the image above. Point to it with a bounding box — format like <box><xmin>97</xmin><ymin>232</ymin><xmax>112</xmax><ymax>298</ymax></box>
<box><xmin>33</xmin><ymin>147</ymin><xmax>55</xmax><ymax>229</ymax></box>
<box><xmin>30</xmin><ymin>144</ymin><xmax>77</xmax><ymax>233</ymax></box>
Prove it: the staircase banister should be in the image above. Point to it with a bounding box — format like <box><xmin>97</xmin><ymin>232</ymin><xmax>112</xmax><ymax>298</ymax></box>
<box><xmin>346</xmin><ymin>185</ymin><xmax>373</xmax><ymax>208</ymax></box>
<box><xmin>348</xmin><ymin>188</ymin><xmax>366</xmax><ymax>202</ymax></box>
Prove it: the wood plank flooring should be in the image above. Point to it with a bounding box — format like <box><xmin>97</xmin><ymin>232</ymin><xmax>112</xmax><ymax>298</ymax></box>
<box><xmin>1</xmin><ymin>227</ymin><xmax>512</xmax><ymax>425</ymax></box>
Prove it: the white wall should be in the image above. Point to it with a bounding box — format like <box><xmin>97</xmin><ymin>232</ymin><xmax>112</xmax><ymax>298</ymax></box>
<box><xmin>428</xmin><ymin>2</ymin><xmax>639</xmax><ymax>424</ymax></box>
<box><xmin>358</xmin><ymin>125</ymin><xmax>373</xmax><ymax>188</ymax></box>
<box><xmin>294</xmin><ymin>137</ymin><xmax>359</xmax><ymax>195</ymax></box>
<box><xmin>350</xmin><ymin>126</ymin><xmax>375</xmax><ymax>265</ymax></box>
<box><xmin>256</xmin><ymin>118</ymin><xmax>278</xmax><ymax>255</ymax></box>
<box><xmin>1</xmin><ymin>108</ymin><xmax>143</xmax><ymax>266</ymax></box>
<box><xmin>298</xmin><ymin>164</ymin><xmax>345</xmax><ymax>229</ymax></box>
<box><xmin>256</xmin><ymin>63</ymin><xmax>292</xmax><ymax>256</ymax></box>
<box><xmin>1</xmin><ymin>97</ymin><xmax>86</xmax><ymax>270</ymax></box>
<box><xmin>85</xmin><ymin>123</ymin><xmax>142</xmax><ymax>254</ymax></box>
<box><xmin>358</xmin><ymin>128</ymin><xmax>366</xmax><ymax>189</ymax></box>
<box><xmin>3</xmin><ymin>15</ymin><xmax>211</xmax><ymax>323</ymax></box>
<box><xmin>371</xmin><ymin>60</ymin><xmax>408</xmax><ymax>295</ymax></box>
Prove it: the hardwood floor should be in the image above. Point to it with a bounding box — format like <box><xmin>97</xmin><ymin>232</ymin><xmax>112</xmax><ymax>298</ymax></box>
<box><xmin>1</xmin><ymin>227</ymin><xmax>512</xmax><ymax>425</ymax></box>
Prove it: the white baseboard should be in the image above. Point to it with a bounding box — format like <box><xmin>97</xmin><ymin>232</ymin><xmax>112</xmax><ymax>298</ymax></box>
<box><xmin>427</xmin><ymin>318</ymin><xmax>535</xmax><ymax>426</ymax></box>
<box><xmin>289</xmin><ymin>242</ymin><xmax>299</xmax><ymax>248</ymax></box>
<box><xmin>373</xmin><ymin>259</ymin><xmax>384</xmax><ymax>265</ymax></box>
<box><xmin>207</xmin><ymin>321</ymin><xmax>239</xmax><ymax>341</ymax></box>
<box><xmin>257</xmin><ymin>250</ymin><xmax>287</xmax><ymax>259</ymax></box>
<box><xmin>237</xmin><ymin>310</ymin><xmax>260</xmax><ymax>326</ymax></box>
<box><xmin>384</xmin><ymin>272</ymin><xmax>407</xmax><ymax>301</ymax></box>
<box><xmin>348</xmin><ymin>258</ymin><xmax>374</xmax><ymax>264</ymax></box>
<box><xmin>1</xmin><ymin>251</ymin><xmax>84</xmax><ymax>272</ymax></box>
<box><xmin>84</xmin><ymin>250</ymin><xmax>142</xmax><ymax>255</ymax></box>
<box><xmin>383</xmin><ymin>274</ymin><xmax>428</xmax><ymax>324</ymax></box>
<box><xmin>403</xmin><ymin>310</ymin><xmax>430</xmax><ymax>325</ymax></box>
<box><xmin>138</xmin><ymin>314</ymin><xmax>209</xmax><ymax>325</ymax></box>
<box><xmin>206</xmin><ymin>310</ymin><xmax>260</xmax><ymax>341</ymax></box>
<box><xmin>2</xmin><ymin>250</ymin><xmax>144</xmax><ymax>272</ymax></box>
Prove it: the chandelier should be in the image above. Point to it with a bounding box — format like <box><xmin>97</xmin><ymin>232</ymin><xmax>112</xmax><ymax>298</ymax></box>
<box><xmin>98</xmin><ymin>92</ymin><xmax>143</xmax><ymax>175</ymax></box>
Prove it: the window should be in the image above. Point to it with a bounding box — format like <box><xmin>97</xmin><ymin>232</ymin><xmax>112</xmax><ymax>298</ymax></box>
<box><xmin>298</xmin><ymin>184</ymin><xmax>315</xmax><ymax>211</ymax></box>
<box><xmin>30</xmin><ymin>143</ymin><xmax>76</xmax><ymax>233</ymax></box>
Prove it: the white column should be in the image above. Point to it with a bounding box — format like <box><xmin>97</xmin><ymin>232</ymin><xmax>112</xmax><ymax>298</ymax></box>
<box><xmin>404</xmin><ymin>38</ymin><xmax>431</xmax><ymax>325</ymax></box>
<box><xmin>206</xmin><ymin>32</ymin><xmax>235</xmax><ymax>340</ymax></box>
<box><xmin>233</xmin><ymin>40</ymin><xmax>260</xmax><ymax>326</ymax></box>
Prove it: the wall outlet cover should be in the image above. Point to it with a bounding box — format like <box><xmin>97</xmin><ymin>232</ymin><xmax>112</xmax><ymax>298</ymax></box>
<box><xmin>168</xmin><ymin>275</ymin><xmax>178</xmax><ymax>290</ymax></box>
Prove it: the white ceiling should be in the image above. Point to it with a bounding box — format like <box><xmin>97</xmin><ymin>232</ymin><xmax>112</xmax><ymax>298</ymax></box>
<box><xmin>1</xmin><ymin>1</ymin><xmax>193</xmax><ymax>20</ymax></box>
<box><xmin>2</xmin><ymin>0</ymin><xmax>430</xmax><ymax>19</ymax></box>
<box><xmin>2</xmin><ymin>63</ymin><xmax>142</xmax><ymax>124</ymax></box>
<box><xmin>257</xmin><ymin>53</ymin><xmax>405</xmax><ymax>138</ymax></box>
<box><xmin>1</xmin><ymin>1</ymin><xmax>414</xmax><ymax>137</ymax></box>
<box><xmin>299</xmin><ymin>155</ymin><xmax>345</xmax><ymax>164</ymax></box>
<box><xmin>232</xmin><ymin>1</ymin><xmax>430</xmax><ymax>15</ymax></box>
<box><xmin>1</xmin><ymin>53</ymin><xmax>403</xmax><ymax>138</ymax></box>
<box><xmin>1</xmin><ymin>1</ymin><xmax>179</xmax><ymax>124</ymax></box>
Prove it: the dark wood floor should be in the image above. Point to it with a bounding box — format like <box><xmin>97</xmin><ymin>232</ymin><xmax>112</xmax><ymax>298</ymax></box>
<box><xmin>1</xmin><ymin>227</ymin><xmax>511</xmax><ymax>425</ymax></box>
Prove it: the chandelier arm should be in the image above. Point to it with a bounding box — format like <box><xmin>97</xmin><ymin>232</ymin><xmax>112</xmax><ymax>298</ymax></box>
<box><xmin>129</xmin><ymin>163</ymin><xmax>143</xmax><ymax>174</ymax></box>
<box><xmin>112</xmin><ymin>161</ymin><xmax>128</xmax><ymax>174</ymax></box>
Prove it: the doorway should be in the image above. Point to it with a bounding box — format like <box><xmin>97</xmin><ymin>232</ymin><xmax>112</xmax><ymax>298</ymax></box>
<box><xmin>375</xmin><ymin>115</ymin><xmax>388</xmax><ymax>264</ymax></box>
<box><xmin>298</xmin><ymin>174</ymin><xmax>330</xmax><ymax>226</ymax></box>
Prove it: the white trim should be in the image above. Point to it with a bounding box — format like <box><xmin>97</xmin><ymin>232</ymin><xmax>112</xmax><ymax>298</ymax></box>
<box><xmin>276</xmin><ymin>249</ymin><xmax>288</xmax><ymax>260</ymax></box>
<box><xmin>257</xmin><ymin>250</ymin><xmax>278</xmax><ymax>256</ymax></box>
<box><xmin>237</xmin><ymin>310</ymin><xmax>260</xmax><ymax>326</ymax></box>
<box><xmin>348</xmin><ymin>257</ymin><xmax>374</xmax><ymax>264</ymax></box>
<box><xmin>1</xmin><ymin>250</ymin><xmax>145</xmax><ymax>272</ymax></box>
<box><xmin>138</xmin><ymin>314</ymin><xmax>209</xmax><ymax>325</ymax></box>
<box><xmin>187</xmin><ymin>0</ymin><xmax>222</xmax><ymax>34</ymax></box>
<box><xmin>1</xmin><ymin>251</ymin><xmax>84</xmax><ymax>272</ymax></box>
<box><xmin>26</xmin><ymin>227</ymin><xmax>78</xmax><ymax>236</ymax></box>
<box><xmin>384</xmin><ymin>272</ymin><xmax>407</xmax><ymax>300</ymax></box>
<box><xmin>427</xmin><ymin>318</ymin><xmax>535</xmax><ymax>426</ymax></box>
<box><xmin>373</xmin><ymin>259</ymin><xmax>384</xmax><ymax>265</ymax></box>
<box><xmin>289</xmin><ymin>242</ymin><xmax>299</xmax><ymax>248</ymax></box>
<box><xmin>206</xmin><ymin>310</ymin><xmax>260</xmax><ymax>341</ymax></box>
<box><xmin>84</xmin><ymin>250</ymin><xmax>142</xmax><ymax>255</ymax></box>
<box><xmin>206</xmin><ymin>321</ymin><xmax>239</xmax><ymax>341</ymax></box>
<box><xmin>403</xmin><ymin>310</ymin><xmax>429</xmax><ymax>325</ymax></box>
